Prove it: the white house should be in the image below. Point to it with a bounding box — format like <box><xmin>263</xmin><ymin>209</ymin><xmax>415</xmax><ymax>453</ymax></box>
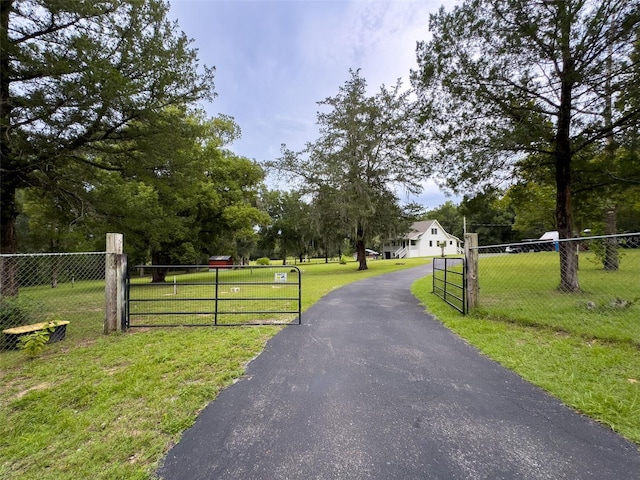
<box><xmin>382</xmin><ymin>220</ymin><xmax>462</xmax><ymax>259</ymax></box>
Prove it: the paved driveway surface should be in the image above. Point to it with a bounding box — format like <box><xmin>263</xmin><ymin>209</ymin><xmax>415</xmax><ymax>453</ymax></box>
<box><xmin>158</xmin><ymin>264</ymin><xmax>640</xmax><ymax>479</ymax></box>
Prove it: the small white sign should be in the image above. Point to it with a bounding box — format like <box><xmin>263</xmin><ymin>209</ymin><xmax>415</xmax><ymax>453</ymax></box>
<box><xmin>275</xmin><ymin>273</ymin><xmax>287</xmax><ymax>283</ymax></box>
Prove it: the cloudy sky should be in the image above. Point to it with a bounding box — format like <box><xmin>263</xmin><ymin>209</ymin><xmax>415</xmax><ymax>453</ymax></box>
<box><xmin>168</xmin><ymin>0</ymin><xmax>458</xmax><ymax>209</ymax></box>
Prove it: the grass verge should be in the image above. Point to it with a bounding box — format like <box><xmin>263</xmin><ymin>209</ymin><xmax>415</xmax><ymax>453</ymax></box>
<box><xmin>0</xmin><ymin>258</ymin><xmax>428</xmax><ymax>480</ymax></box>
<box><xmin>412</xmin><ymin>262</ymin><xmax>640</xmax><ymax>448</ymax></box>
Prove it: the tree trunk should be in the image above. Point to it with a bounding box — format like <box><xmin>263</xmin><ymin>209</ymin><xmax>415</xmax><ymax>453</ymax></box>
<box><xmin>151</xmin><ymin>252</ymin><xmax>168</xmax><ymax>283</ymax></box>
<box><xmin>556</xmin><ymin>151</ymin><xmax>579</xmax><ymax>292</ymax></box>
<box><xmin>555</xmin><ymin>20</ymin><xmax>579</xmax><ymax>293</ymax></box>
<box><xmin>356</xmin><ymin>224</ymin><xmax>367</xmax><ymax>270</ymax></box>
<box><xmin>0</xmin><ymin>2</ymin><xmax>19</xmax><ymax>297</ymax></box>
<box><xmin>604</xmin><ymin>208</ymin><xmax>618</xmax><ymax>271</ymax></box>
<box><xmin>0</xmin><ymin>182</ymin><xmax>19</xmax><ymax>297</ymax></box>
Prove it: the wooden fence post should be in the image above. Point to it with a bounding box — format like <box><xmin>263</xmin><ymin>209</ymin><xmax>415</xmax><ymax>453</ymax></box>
<box><xmin>464</xmin><ymin>233</ymin><xmax>479</xmax><ymax>312</ymax></box>
<box><xmin>105</xmin><ymin>233</ymin><xmax>124</xmax><ymax>333</ymax></box>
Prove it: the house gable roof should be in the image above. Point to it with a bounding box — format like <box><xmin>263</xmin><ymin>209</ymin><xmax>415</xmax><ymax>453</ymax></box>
<box><xmin>405</xmin><ymin>220</ymin><xmax>436</xmax><ymax>240</ymax></box>
<box><xmin>403</xmin><ymin>220</ymin><xmax>461</xmax><ymax>242</ymax></box>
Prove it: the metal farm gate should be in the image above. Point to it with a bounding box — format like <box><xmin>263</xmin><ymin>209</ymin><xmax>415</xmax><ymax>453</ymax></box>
<box><xmin>432</xmin><ymin>257</ymin><xmax>466</xmax><ymax>314</ymax></box>
<box><xmin>124</xmin><ymin>265</ymin><xmax>301</xmax><ymax>328</ymax></box>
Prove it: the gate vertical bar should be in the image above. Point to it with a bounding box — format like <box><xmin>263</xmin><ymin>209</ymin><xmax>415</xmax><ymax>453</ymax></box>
<box><xmin>297</xmin><ymin>268</ymin><xmax>302</xmax><ymax>324</ymax></box>
<box><xmin>462</xmin><ymin>258</ymin><xmax>467</xmax><ymax>315</ymax></box>
<box><xmin>214</xmin><ymin>267</ymin><xmax>219</xmax><ymax>326</ymax></box>
<box><xmin>123</xmin><ymin>273</ymin><xmax>130</xmax><ymax>330</ymax></box>
<box><xmin>443</xmin><ymin>259</ymin><xmax>448</xmax><ymax>304</ymax></box>
<box><xmin>432</xmin><ymin>260</ymin><xmax>436</xmax><ymax>293</ymax></box>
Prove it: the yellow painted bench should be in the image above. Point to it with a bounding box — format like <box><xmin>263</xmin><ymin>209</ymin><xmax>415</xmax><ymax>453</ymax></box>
<box><xmin>2</xmin><ymin>321</ymin><xmax>70</xmax><ymax>349</ymax></box>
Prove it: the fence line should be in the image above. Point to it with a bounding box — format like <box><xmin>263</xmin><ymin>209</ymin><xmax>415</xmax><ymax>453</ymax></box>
<box><xmin>0</xmin><ymin>252</ymin><xmax>107</xmax><ymax>348</ymax></box>
<box><xmin>460</xmin><ymin>232</ymin><xmax>640</xmax><ymax>344</ymax></box>
<box><xmin>0</xmin><ymin>252</ymin><xmax>106</xmax><ymax>257</ymax></box>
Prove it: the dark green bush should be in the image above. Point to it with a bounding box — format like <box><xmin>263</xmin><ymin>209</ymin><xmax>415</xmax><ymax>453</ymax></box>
<box><xmin>0</xmin><ymin>298</ymin><xmax>45</xmax><ymax>349</ymax></box>
<box><xmin>0</xmin><ymin>298</ymin><xmax>33</xmax><ymax>330</ymax></box>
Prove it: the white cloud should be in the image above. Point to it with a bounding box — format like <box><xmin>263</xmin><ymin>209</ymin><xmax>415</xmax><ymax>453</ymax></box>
<box><xmin>168</xmin><ymin>0</ymin><xmax>459</xmax><ymax>204</ymax></box>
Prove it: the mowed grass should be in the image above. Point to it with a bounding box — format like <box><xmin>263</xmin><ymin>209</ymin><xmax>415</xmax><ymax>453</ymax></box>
<box><xmin>475</xmin><ymin>250</ymin><xmax>640</xmax><ymax>344</ymax></box>
<box><xmin>0</xmin><ymin>258</ymin><xmax>428</xmax><ymax>480</ymax></box>
<box><xmin>412</xmin><ymin>249</ymin><xmax>640</xmax><ymax>446</ymax></box>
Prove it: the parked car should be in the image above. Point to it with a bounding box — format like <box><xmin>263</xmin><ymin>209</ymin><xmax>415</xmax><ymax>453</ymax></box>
<box><xmin>505</xmin><ymin>239</ymin><xmax>555</xmax><ymax>253</ymax></box>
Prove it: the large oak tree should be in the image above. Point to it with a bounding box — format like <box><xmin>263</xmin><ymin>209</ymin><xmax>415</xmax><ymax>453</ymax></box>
<box><xmin>1</xmin><ymin>0</ymin><xmax>214</xmax><ymax>293</ymax></box>
<box><xmin>412</xmin><ymin>0</ymin><xmax>640</xmax><ymax>291</ymax></box>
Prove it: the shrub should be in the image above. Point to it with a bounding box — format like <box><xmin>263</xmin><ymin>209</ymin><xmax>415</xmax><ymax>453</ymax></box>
<box><xmin>0</xmin><ymin>298</ymin><xmax>36</xmax><ymax>331</ymax></box>
<box><xmin>0</xmin><ymin>297</ymin><xmax>45</xmax><ymax>350</ymax></box>
<box><xmin>256</xmin><ymin>257</ymin><xmax>271</xmax><ymax>266</ymax></box>
<box><xmin>339</xmin><ymin>255</ymin><xmax>349</xmax><ymax>265</ymax></box>
<box><xmin>19</xmin><ymin>324</ymin><xmax>57</xmax><ymax>358</ymax></box>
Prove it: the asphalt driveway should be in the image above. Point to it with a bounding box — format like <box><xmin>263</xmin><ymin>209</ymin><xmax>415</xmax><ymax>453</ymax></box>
<box><xmin>158</xmin><ymin>263</ymin><xmax>640</xmax><ymax>479</ymax></box>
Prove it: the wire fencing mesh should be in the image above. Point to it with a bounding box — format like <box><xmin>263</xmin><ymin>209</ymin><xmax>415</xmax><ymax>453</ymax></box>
<box><xmin>471</xmin><ymin>233</ymin><xmax>640</xmax><ymax>345</ymax></box>
<box><xmin>0</xmin><ymin>252</ymin><xmax>106</xmax><ymax>348</ymax></box>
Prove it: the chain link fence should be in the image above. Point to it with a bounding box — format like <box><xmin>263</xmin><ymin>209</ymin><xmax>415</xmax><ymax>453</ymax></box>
<box><xmin>469</xmin><ymin>233</ymin><xmax>640</xmax><ymax>345</ymax></box>
<box><xmin>0</xmin><ymin>252</ymin><xmax>106</xmax><ymax>348</ymax></box>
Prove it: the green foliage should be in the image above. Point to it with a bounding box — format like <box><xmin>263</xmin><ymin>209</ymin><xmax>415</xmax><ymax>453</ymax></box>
<box><xmin>1</xmin><ymin>0</ymin><xmax>215</xmax><ymax>255</ymax></box>
<box><xmin>0</xmin><ymin>298</ymin><xmax>33</xmax><ymax>331</ymax></box>
<box><xmin>459</xmin><ymin>188</ymin><xmax>515</xmax><ymax>245</ymax></box>
<box><xmin>258</xmin><ymin>190</ymin><xmax>311</xmax><ymax>263</ymax></box>
<box><xmin>0</xmin><ymin>298</ymin><xmax>46</xmax><ymax>345</ymax></box>
<box><xmin>18</xmin><ymin>324</ymin><xmax>57</xmax><ymax>359</ymax></box>
<box><xmin>255</xmin><ymin>257</ymin><xmax>271</xmax><ymax>266</ymax></box>
<box><xmin>339</xmin><ymin>255</ymin><xmax>349</xmax><ymax>265</ymax></box>
<box><xmin>271</xmin><ymin>69</ymin><xmax>430</xmax><ymax>270</ymax></box>
<box><xmin>585</xmin><ymin>239</ymin><xmax>625</xmax><ymax>269</ymax></box>
<box><xmin>413</xmin><ymin>0</ymin><xmax>639</xmax><ymax>193</ymax></box>
<box><xmin>413</xmin><ymin>0</ymin><xmax>640</xmax><ymax>289</ymax></box>
<box><xmin>79</xmin><ymin>112</ymin><xmax>266</xmax><ymax>268</ymax></box>
<box><xmin>425</xmin><ymin>201</ymin><xmax>463</xmax><ymax>239</ymax></box>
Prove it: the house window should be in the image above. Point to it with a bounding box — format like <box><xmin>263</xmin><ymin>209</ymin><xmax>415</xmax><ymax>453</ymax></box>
<box><xmin>429</xmin><ymin>240</ymin><xmax>433</xmax><ymax>247</ymax></box>
<box><xmin>431</xmin><ymin>228</ymin><xmax>437</xmax><ymax>235</ymax></box>
<box><xmin>411</xmin><ymin>240</ymin><xmax>417</xmax><ymax>246</ymax></box>
<box><xmin>450</xmin><ymin>241</ymin><xmax>452</xmax><ymax>245</ymax></box>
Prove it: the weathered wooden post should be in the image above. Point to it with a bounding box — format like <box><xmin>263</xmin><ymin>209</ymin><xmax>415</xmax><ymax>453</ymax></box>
<box><xmin>464</xmin><ymin>233</ymin><xmax>479</xmax><ymax>312</ymax></box>
<box><xmin>105</xmin><ymin>233</ymin><xmax>124</xmax><ymax>333</ymax></box>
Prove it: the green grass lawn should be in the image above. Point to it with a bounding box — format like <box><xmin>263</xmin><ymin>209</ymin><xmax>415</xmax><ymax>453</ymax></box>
<box><xmin>0</xmin><ymin>258</ymin><xmax>428</xmax><ymax>480</ymax></box>
<box><xmin>474</xmin><ymin>250</ymin><xmax>640</xmax><ymax>344</ymax></box>
<box><xmin>412</xmin><ymin>249</ymin><xmax>640</xmax><ymax>447</ymax></box>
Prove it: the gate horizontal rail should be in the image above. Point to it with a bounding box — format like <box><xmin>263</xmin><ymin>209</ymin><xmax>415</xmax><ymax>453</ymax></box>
<box><xmin>125</xmin><ymin>265</ymin><xmax>301</xmax><ymax>328</ymax></box>
<box><xmin>432</xmin><ymin>257</ymin><xmax>466</xmax><ymax>314</ymax></box>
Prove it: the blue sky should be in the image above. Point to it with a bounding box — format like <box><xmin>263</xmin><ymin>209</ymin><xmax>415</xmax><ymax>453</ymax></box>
<box><xmin>168</xmin><ymin>0</ymin><xmax>458</xmax><ymax>209</ymax></box>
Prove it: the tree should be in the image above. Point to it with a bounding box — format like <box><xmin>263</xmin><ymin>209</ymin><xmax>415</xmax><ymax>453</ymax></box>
<box><xmin>271</xmin><ymin>70</ymin><xmax>429</xmax><ymax>270</ymax></box>
<box><xmin>85</xmin><ymin>112</ymin><xmax>266</xmax><ymax>281</ymax></box>
<box><xmin>1</xmin><ymin>0</ymin><xmax>214</xmax><ymax>293</ymax></box>
<box><xmin>258</xmin><ymin>190</ymin><xmax>311</xmax><ymax>265</ymax></box>
<box><xmin>413</xmin><ymin>0</ymin><xmax>640</xmax><ymax>291</ymax></box>
<box><xmin>424</xmin><ymin>201</ymin><xmax>463</xmax><ymax>240</ymax></box>
<box><xmin>308</xmin><ymin>185</ymin><xmax>347</xmax><ymax>262</ymax></box>
<box><xmin>458</xmin><ymin>189</ymin><xmax>515</xmax><ymax>245</ymax></box>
